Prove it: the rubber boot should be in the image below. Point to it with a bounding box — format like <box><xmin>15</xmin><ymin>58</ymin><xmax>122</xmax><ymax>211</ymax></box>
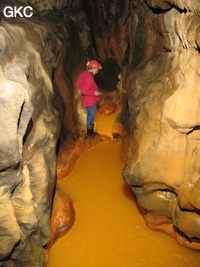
<box><xmin>87</xmin><ymin>126</ymin><xmax>93</xmax><ymax>136</ymax></box>
<box><xmin>87</xmin><ymin>123</ymin><xmax>99</xmax><ymax>136</ymax></box>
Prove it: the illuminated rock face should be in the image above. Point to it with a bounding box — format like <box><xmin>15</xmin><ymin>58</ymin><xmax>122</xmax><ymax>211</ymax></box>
<box><xmin>0</xmin><ymin>1</ymin><xmax>200</xmax><ymax>266</ymax></box>
<box><xmin>121</xmin><ymin>0</ymin><xmax>200</xmax><ymax>249</ymax></box>
<box><xmin>83</xmin><ymin>0</ymin><xmax>200</xmax><ymax>248</ymax></box>
<box><xmin>0</xmin><ymin>20</ymin><xmax>59</xmax><ymax>265</ymax></box>
<box><xmin>0</xmin><ymin>0</ymin><xmax>94</xmax><ymax>264</ymax></box>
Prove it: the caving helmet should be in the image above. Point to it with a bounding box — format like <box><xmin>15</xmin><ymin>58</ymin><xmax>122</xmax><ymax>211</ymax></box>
<box><xmin>87</xmin><ymin>60</ymin><xmax>102</xmax><ymax>69</ymax></box>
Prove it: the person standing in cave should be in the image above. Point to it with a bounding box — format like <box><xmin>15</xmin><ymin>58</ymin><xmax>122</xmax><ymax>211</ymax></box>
<box><xmin>76</xmin><ymin>60</ymin><xmax>102</xmax><ymax>136</ymax></box>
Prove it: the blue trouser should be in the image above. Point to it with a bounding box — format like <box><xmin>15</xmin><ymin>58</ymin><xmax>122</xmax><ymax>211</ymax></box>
<box><xmin>86</xmin><ymin>105</ymin><xmax>96</xmax><ymax>128</ymax></box>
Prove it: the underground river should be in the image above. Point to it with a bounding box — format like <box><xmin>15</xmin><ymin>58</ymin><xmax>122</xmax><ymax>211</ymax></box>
<box><xmin>47</xmin><ymin>111</ymin><xmax>200</xmax><ymax>267</ymax></box>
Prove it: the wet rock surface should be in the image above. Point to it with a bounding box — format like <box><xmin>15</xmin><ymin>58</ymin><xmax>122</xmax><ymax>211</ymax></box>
<box><xmin>120</xmin><ymin>0</ymin><xmax>200</xmax><ymax>249</ymax></box>
<box><xmin>48</xmin><ymin>185</ymin><xmax>75</xmax><ymax>248</ymax></box>
<box><xmin>0</xmin><ymin>19</ymin><xmax>59</xmax><ymax>266</ymax></box>
<box><xmin>0</xmin><ymin>0</ymin><xmax>200</xmax><ymax>265</ymax></box>
<box><xmin>0</xmin><ymin>1</ymin><xmax>120</xmax><ymax>265</ymax></box>
<box><xmin>83</xmin><ymin>0</ymin><xmax>200</xmax><ymax>250</ymax></box>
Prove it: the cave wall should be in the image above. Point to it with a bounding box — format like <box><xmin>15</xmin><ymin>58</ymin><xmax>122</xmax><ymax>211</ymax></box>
<box><xmin>0</xmin><ymin>18</ymin><xmax>59</xmax><ymax>266</ymax></box>
<box><xmin>0</xmin><ymin>0</ymin><xmax>93</xmax><ymax>266</ymax></box>
<box><xmin>32</xmin><ymin>0</ymin><xmax>200</xmax><ymax>251</ymax></box>
<box><xmin>0</xmin><ymin>0</ymin><xmax>200</xmax><ymax>265</ymax></box>
<box><xmin>120</xmin><ymin>0</ymin><xmax>200</xmax><ymax>249</ymax></box>
<box><xmin>83</xmin><ymin>0</ymin><xmax>200</xmax><ymax>250</ymax></box>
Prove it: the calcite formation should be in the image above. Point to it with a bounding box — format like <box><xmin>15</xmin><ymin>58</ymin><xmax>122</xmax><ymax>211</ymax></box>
<box><xmin>63</xmin><ymin>0</ymin><xmax>200</xmax><ymax>249</ymax></box>
<box><xmin>0</xmin><ymin>0</ymin><xmax>200</xmax><ymax>265</ymax></box>
<box><xmin>48</xmin><ymin>186</ymin><xmax>75</xmax><ymax>248</ymax></box>
<box><xmin>121</xmin><ymin>0</ymin><xmax>200</xmax><ymax>249</ymax></box>
<box><xmin>0</xmin><ymin>19</ymin><xmax>59</xmax><ymax>266</ymax></box>
<box><xmin>0</xmin><ymin>1</ymin><xmax>119</xmax><ymax>265</ymax></box>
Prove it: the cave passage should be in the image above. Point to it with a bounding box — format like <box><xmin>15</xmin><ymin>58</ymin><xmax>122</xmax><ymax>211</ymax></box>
<box><xmin>47</xmin><ymin>112</ymin><xmax>200</xmax><ymax>267</ymax></box>
<box><xmin>0</xmin><ymin>0</ymin><xmax>200</xmax><ymax>265</ymax></box>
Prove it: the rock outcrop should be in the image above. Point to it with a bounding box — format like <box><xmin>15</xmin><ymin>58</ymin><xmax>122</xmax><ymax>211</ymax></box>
<box><xmin>0</xmin><ymin>19</ymin><xmax>60</xmax><ymax>265</ymax></box>
<box><xmin>0</xmin><ymin>0</ymin><xmax>88</xmax><ymax>263</ymax></box>
<box><xmin>0</xmin><ymin>0</ymin><xmax>200</xmax><ymax>266</ymax></box>
<box><xmin>64</xmin><ymin>0</ymin><xmax>200</xmax><ymax>249</ymax></box>
<box><xmin>0</xmin><ymin>1</ymin><xmax>120</xmax><ymax>265</ymax></box>
<box><xmin>48</xmin><ymin>186</ymin><xmax>75</xmax><ymax>248</ymax></box>
<box><xmin>120</xmin><ymin>0</ymin><xmax>200</xmax><ymax>249</ymax></box>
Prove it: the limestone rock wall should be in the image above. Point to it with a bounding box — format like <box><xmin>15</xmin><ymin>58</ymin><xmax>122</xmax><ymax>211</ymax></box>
<box><xmin>0</xmin><ymin>18</ymin><xmax>62</xmax><ymax>266</ymax></box>
<box><xmin>84</xmin><ymin>0</ymin><xmax>130</xmax><ymax>66</ymax></box>
<box><xmin>0</xmin><ymin>0</ymin><xmax>96</xmax><ymax>265</ymax></box>
<box><xmin>0</xmin><ymin>2</ymin><xmax>200</xmax><ymax>267</ymax></box>
<box><xmin>63</xmin><ymin>0</ymin><xmax>200</xmax><ymax>249</ymax></box>
<box><xmin>121</xmin><ymin>0</ymin><xmax>200</xmax><ymax>249</ymax></box>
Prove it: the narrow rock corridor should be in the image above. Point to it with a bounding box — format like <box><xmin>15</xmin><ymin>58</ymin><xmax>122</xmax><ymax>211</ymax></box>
<box><xmin>47</xmin><ymin>113</ymin><xmax>200</xmax><ymax>267</ymax></box>
<box><xmin>0</xmin><ymin>1</ymin><xmax>200</xmax><ymax>265</ymax></box>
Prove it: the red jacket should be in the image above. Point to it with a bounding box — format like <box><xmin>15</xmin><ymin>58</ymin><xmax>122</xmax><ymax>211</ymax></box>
<box><xmin>76</xmin><ymin>70</ymin><xmax>100</xmax><ymax>107</ymax></box>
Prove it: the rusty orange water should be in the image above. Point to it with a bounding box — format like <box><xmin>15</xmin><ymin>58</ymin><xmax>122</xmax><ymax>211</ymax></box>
<box><xmin>47</xmin><ymin>112</ymin><xmax>200</xmax><ymax>267</ymax></box>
